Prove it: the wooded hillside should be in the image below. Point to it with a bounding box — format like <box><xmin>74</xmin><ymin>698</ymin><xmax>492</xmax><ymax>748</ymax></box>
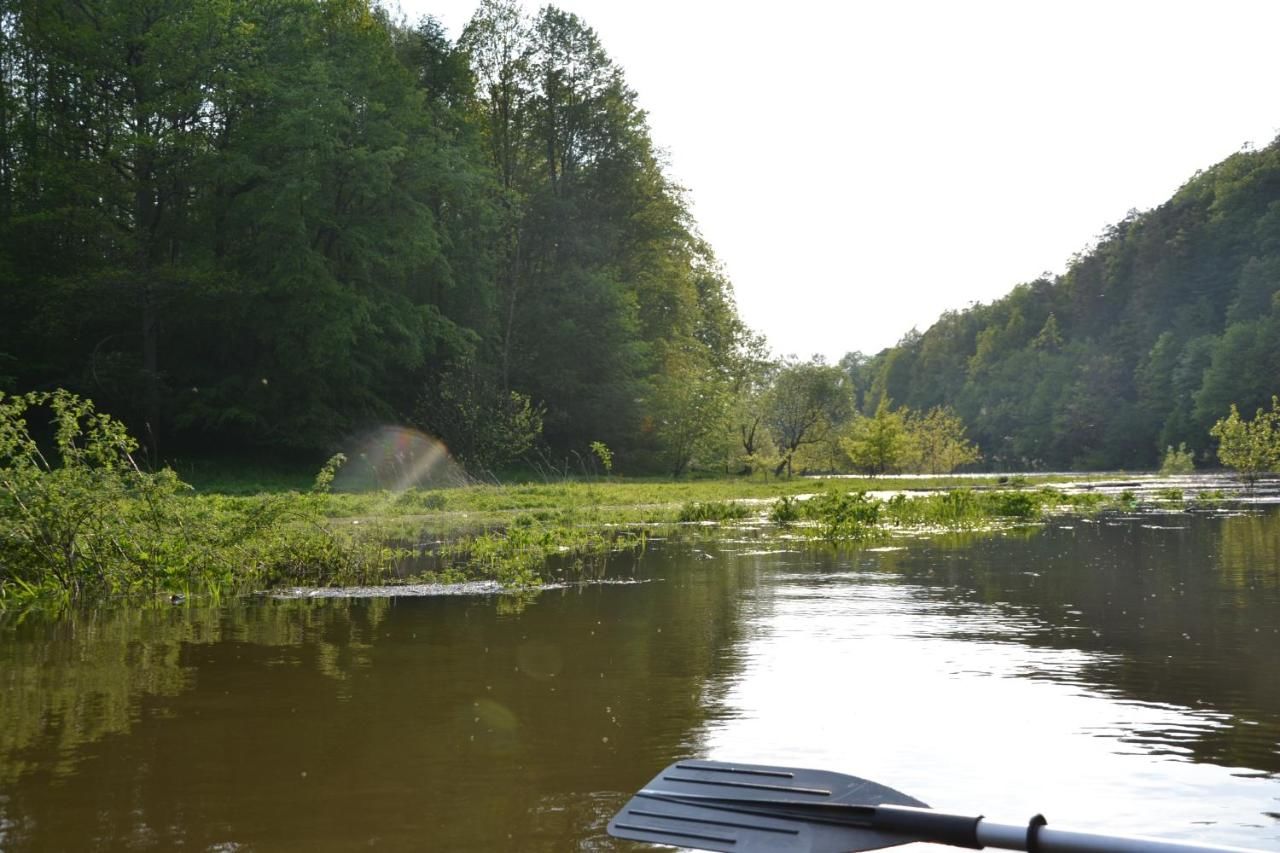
<box><xmin>0</xmin><ymin>0</ymin><xmax>749</xmax><ymax>472</ymax></box>
<box><xmin>850</xmin><ymin>140</ymin><xmax>1280</xmax><ymax>470</ymax></box>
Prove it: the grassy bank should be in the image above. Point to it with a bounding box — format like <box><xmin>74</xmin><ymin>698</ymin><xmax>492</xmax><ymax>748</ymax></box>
<box><xmin>2</xmin><ymin>466</ymin><xmax>1135</xmax><ymax>609</ymax></box>
<box><xmin>0</xmin><ymin>391</ymin><xmax>1165</xmax><ymax>608</ymax></box>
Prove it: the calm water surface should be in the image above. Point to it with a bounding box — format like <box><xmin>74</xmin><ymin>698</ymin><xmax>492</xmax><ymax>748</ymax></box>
<box><xmin>2</xmin><ymin>507</ymin><xmax>1279</xmax><ymax>851</ymax></box>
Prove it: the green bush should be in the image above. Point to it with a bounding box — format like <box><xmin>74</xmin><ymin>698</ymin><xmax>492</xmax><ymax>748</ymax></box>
<box><xmin>986</xmin><ymin>490</ymin><xmax>1041</xmax><ymax>518</ymax></box>
<box><xmin>769</xmin><ymin>496</ymin><xmax>800</xmax><ymax>523</ymax></box>
<box><xmin>1159</xmin><ymin>443</ymin><xmax>1195</xmax><ymax>475</ymax></box>
<box><xmin>803</xmin><ymin>489</ymin><xmax>881</xmax><ymax>541</ymax></box>
<box><xmin>0</xmin><ymin>390</ymin><xmax>401</xmax><ymax>606</ymax></box>
<box><xmin>678</xmin><ymin>500</ymin><xmax>750</xmax><ymax>522</ymax></box>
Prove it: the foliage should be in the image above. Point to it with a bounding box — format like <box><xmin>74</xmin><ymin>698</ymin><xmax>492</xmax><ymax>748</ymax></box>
<box><xmin>313</xmin><ymin>454</ymin><xmax>349</xmax><ymax>494</ymax></box>
<box><xmin>0</xmin><ymin>387</ymin><xmax>1134</xmax><ymax>608</ymax></box>
<box><xmin>763</xmin><ymin>357</ymin><xmax>852</xmax><ymax>476</ymax></box>
<box><xmin>1210</xmin><ymin>398</ymin><xmax>1280</xmax><ymax>483</ymax></box>
<box><xmin>801</xmin><ymin>489</ymin><xmax>883</xmax><ymax>541</ymax></box>
<box><xmin>416</xmin><ymin>360</ymin><xmax>545</xmax><ymax>471</ymax></box>
<box><xmin>780</xmin><ymin>484</ymin><xmax>1103</xmax><ymax>543</ymax></box>
<box><xmin>846</xmin><ymin>142</ymin><xmax>1280</xmax><ymax>470</ymax></box>
<box><xmin>0</xmin><ymin>391</ymin><xmax>401</xmax><ymax>605</ymax></box>
<box><xmin>907</xmin><ymin>406</ymin><xmax>981</xmax><ymax>473</ymax></box>
<box><xmin>841</xmin><ymin>399</ymin><xmax>912</xmax><ymax>476</ymax></box>
<box><xmin>648</xmin><ymin>343</ymin><xmax>734</xmax><ymax>476</ymax></box>
<box><xmin>677</xmin><ymin>501</ymin><xmax>751</xmax><ymax>522</ymax></box>
<box><xmin>589</xmin><ymin>441</ymin><xmax>614</xmax><ymax>476</ymax></box>
<box><xmin>1159</xmin><ymin>443</ymin><xmax>1196</xmax><ymax>475</ymax></box>
<box><xmin>0</xmin><ymin>390</ymin><xmax>202</xmax><ymax>599</ymax></box>
<box><xmin>0</xmin><ymin>0</ymin><xmax>749</xmax><ymax>476</ymax></box>
<box><xmin>836</xmin><ymin>400</ymin><xmax>980</xmax><ymax>476</ymax></box>
<box><xmin>769</xmin><ymin>496</ymin><xmax>801</xmax><ymax>523</ymax></box>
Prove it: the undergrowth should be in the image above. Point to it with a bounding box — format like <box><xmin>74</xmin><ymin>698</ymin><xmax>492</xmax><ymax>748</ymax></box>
<box><xmin>1</xmin><ymin>390</ymin><xmax>1150</xmax><ymax>609</ymax></box>
<box><xmin>771</xmin><ymin>486</ymin><xmax>1123</xmax><ymax>543</ymax></box>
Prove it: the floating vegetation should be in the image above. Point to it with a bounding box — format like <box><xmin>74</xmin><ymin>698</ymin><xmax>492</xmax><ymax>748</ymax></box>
<box><xmin>769</xmin><ymin>486</ymin><xmax>1138</xmax><ymax>544</ymax></box>
<box><xmin>677</xmin><ymin>501</ymin><xmax>752</xmax><ymax>522</ymax></box>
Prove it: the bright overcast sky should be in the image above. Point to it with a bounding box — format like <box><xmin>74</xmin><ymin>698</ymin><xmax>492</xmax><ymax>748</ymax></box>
<box><xmin>394</xmin><ymin>0</ymin><xmax>1280</xmax><ymax>361</ymax></box>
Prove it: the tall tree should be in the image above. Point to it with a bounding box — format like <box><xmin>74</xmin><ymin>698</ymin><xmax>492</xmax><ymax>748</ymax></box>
<box><xmin>764</xmin><ymin>358</ymin><xmax>851</xmax><ymax>477</ymax></box>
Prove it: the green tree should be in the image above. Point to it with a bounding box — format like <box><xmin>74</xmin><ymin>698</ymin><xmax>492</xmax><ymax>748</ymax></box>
<box><xmin>1210</xmin><ymin>398</ymin><xmax>1280</xmax><ymax>484</ymax></box>
<box><xmin>649</xmin><ymin>343</ymin><xmax>732</xmax><ymax>477</ymax></box>
<box><xmin>841</xmin><ymin>398</ymin><xmax>912</xmax><ymax>476</ymax></box>
<box><xmin>764</xmin><ymin>358</ymin><xmax>851</xmax><ymax>477</ymax></box>
<box><xmin>907</xmin><ymin>406</ymin><xmax>981</xmax><ymax>474</ymax></box>
<box><xmin>725</xmin><ymin>332</ymin><xmax>775</xmax><ymax>473</ymax></box>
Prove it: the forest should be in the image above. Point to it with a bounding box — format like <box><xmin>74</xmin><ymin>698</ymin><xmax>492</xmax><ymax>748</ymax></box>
<box><xmin>847</xmin><ymin>140</ymin><xmax>1280</xmax><ymax>470</ymax></box>
<box><xmin>3</xmin><ymin>0</ymin><xmax>1279</xmax><ymax>478</ymax></box>
<box><xmin>0</xmin><ymin>0</ymin><xmax>753</xmax><ymax>476</ymax></box>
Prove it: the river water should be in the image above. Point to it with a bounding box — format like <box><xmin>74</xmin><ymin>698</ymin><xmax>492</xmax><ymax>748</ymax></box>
<box><xmin>2</xmin><ymin>505</ymin><xmax>1278</xmax><ymax>851</ymax></box>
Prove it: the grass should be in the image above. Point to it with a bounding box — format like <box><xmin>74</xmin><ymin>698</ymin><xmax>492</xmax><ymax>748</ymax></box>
<box><xmin>770</xmin><ymin>485</ymin><xmax>1122</xmax><ymax>544</ymax></box>
<box><xmin>1</xmin><ymin>431</ymin><xmax>1150</xmax><ymax>611</ymax></box>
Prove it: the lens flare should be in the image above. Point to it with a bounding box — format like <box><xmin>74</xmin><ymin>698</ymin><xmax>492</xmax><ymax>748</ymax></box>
<box><xmin>333</xmin><ymin>426</ymin><xmax>467</xmax><ymax>491</ymax></box>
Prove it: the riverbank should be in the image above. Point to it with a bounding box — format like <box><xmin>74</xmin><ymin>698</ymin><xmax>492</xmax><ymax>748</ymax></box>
<box><xmin>3</xmin><ymin>461</ymin><xmax>1257</xmax><ymax>610</ymax></box>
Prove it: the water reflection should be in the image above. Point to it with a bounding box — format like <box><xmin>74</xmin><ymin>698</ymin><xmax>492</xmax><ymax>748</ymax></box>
<box><xmin>0</xmin><ymin>564</ymin><xmax>755</xmax><ymax>851</ymax></box>
<box><xmin>701</xmin><ymin>509</ymin><xmax>1280</xmax><ymax>849</ymax></box>
<box><xmin>1</xmin><ymin>508</ymin><xmax>1278</xmax><ymax>850</ymax></box>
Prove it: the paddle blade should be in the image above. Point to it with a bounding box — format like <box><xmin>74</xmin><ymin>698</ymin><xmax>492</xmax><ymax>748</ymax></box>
<box><xmin>607</xmin><ymin>759</ymin><xmax>928</xmax><ymax>853</ymax></box>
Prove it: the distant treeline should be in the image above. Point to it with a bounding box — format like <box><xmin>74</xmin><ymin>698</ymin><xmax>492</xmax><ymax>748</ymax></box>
<box><xmin>0</xmin><ymin>0</ymin><xmax>749</xmax><ymax>472</ymax></box>
<box><xmin>847</xmin><ymin>140</ymin><xmax>1280</xmax><ymax>470</ymax></box>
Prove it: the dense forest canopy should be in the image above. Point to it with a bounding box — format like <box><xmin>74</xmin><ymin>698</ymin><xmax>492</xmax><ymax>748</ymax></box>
<box><xmin>3</xmin><ymin>0</ymin><xmax>1278</xmax><ymax>477</ymax></box>
<box><xmin>0</xmin><ymin>0</ymin><xmax>749</xmax><ymax>473</ymax></box>
<box><xmin>847</xmin><ymin>140</ymin><xmax>1280</xmax><ymax>470</ymax></box>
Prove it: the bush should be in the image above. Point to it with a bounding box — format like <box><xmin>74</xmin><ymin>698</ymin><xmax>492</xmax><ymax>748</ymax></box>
<box><xmin>0</xmin><ymin>390</ymin><xmax>213</xmax><ymax>600</ymax></box>
<box><xmin>0</xmin><ymin>390</ymin><xmax>401</xmax><ymax>606</ymax></box>
<box><xmin>1159</xmin><ymin>443</ymin><xmax>1195</xmax><ymax>475</ymax></box>
<box><xmin>678</xmin><ymin>501</ymin><xmax>750</xmax><ymax>522</ymax></box>
<box><xmin>803</xmin><ymin>489</ymin><xmax>881</xmax><ymax>541</ymax></box>
<box><xmin>986</xmin><ymin>491</ymin><xmax>1040</xmax><ymax>519</ymax></box>
<box><xmin>769</xmin><ymin>496</ymin><xmax>800</xmax><ymax>523</ymax></box>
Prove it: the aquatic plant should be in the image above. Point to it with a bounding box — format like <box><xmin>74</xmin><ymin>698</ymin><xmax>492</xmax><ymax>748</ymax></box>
<box><xmin>803</xmin><ymin>489</ymin><xmax>882</xmax><ymax>541</ymax></box>
<box><xmin>769</xmin><ymin>496</ymin><xmax>800</xmax><ymax>523</ymax></box>
<box><xmin>678</xmin><ymin>501</ymin><xmax>751</xmax><ymax>522</ymax></box>
<box><xmin>1160</xmin><ymin>443</ymin><xmax>1196</xmax><ymax>475</ymax></box>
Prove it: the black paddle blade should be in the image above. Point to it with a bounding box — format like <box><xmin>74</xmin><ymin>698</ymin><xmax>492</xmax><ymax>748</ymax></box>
<box><xmin>607</xmin><ymin>759</ymin><xmax>928</xmax><ymax>853</ymax></box>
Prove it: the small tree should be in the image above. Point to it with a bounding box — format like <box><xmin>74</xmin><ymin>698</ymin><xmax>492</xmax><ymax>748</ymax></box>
<box><xmin>841</xmin><ymin>399</ymin><xmax>912</xmax><ymax>476</ymax></box>
<box><xmin>1158</xmin><ymin>443</ymin><xmax>1195</xmax><ymax>475</ymax></box>
<box><xmin>907</xmin><ymin>406</ymin><xmax>980</xmax><ymax>474</ymax></box>
<box><xmin>1210</xmin><ymin>397</ymin><xmax>1280</xmax><ymax>484</ymax></box>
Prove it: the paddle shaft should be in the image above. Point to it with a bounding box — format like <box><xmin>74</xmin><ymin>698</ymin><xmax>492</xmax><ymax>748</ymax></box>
<box><xmin>849</xmin><ymin>804</ymin><xmax>1265</xmax><ymax>853</ymax></box>
<box><xmin>973</xmin><ymin>817</ymin><xmax>1266</xmax><ymax>853</ymax></box>
<box><xmin>647</xmin><ymin>796</ymin><xmax>1266</xmax><ymax>853</ymax></box>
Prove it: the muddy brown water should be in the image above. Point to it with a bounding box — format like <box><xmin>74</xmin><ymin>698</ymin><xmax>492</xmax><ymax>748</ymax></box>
<box><xmin>2</xmin><ymin>505</ymin><xmax>1279</xmax><ymax>851</ymax></box>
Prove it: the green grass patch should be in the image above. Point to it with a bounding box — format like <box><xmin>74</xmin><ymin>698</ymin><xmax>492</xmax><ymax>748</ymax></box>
<box><xmin>677</xmin><ymin>501</ymin><xmax>752</xmax><ymax>522</ymax></box>
<box><xmin>0</xmin><ymin>394</ymin><xmax>1150</xmax><ymax>610</ymax></box>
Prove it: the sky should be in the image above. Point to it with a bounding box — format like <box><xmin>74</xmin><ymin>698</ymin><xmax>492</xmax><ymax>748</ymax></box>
<box><xmin>394</xmin><ymin>0</ymin><xmax>1280</xmax><ymax>362</ymax></box>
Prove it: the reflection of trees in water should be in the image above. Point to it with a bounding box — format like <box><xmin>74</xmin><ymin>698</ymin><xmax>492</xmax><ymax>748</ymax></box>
<box><xmin>1219</xmin><ymin>513</ymin><xmax>1280</xmax><ymax>593</ymax></box>
<box><xmin>0</xmin><ymin>599</ymin><xmax>391</xmax><ymax>786</ymax></box>
<box><xmin>866</xmin><ymin>509</ymin><xmax>1280</xmax><ymax>775</ymax></box>
<box><xmin>0</xmin><ymin>549</ymin><xmax>758</xmax><ymax>851</ymax></box>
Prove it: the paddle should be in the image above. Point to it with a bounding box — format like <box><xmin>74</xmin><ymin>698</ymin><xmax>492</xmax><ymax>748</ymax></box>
<box><xmin>607</xmin><ymin>760</ymin><xmax>1267</xmax><ymax>853</ymax></box>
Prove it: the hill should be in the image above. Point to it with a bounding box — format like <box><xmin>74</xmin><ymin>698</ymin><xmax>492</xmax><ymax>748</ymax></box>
<box><xmin>851</xmin><ymin>140</ymin><xmax>1280</xmax><ymax>469</ymax></box>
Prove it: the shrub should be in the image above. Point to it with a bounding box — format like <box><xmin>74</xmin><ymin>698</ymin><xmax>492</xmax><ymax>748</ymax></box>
<box><xmin>986</xmin><ymin>491</ymin><xmax>1040</xmax><ymax>519</ymax></box>
<box><xmin>769</xmin><ymin>496</ymin><xmax>800</xmax><ymax>523</ymax></box>
<box><xmin>678</xmin><ymin>501</ymin><xmax>750</xmax><ymax>522</ymax></box>
<box><xmin>1159</xmin><ymin>443</ymin><xmax>1195</xmax><ymax>475</ymax></box>
<box><xmin>0</xmin><ymin>390</ymin><xmax>400</xmax><ymax>606</ymax></box>
<box><xmin>803</xmin><ymin>489</ymin><xmax>881</xmax><ymax>541</ymax></box>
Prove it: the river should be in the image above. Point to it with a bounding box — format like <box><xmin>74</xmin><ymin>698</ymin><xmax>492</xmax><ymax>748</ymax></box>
<box><xmin>2</xmin><ymin>504</ymin><xmax>1278</xmax><ymax>851</ymax></box>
